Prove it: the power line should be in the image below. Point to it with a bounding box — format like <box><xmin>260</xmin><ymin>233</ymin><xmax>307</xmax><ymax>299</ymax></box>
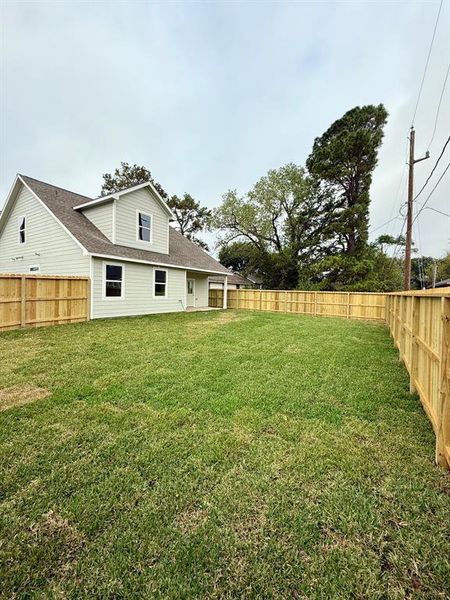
<box><xmin>411</xmin><ymin>0</ymin><xmax>443</xmax><ymax>126</ymax></box>
<box><xmin>392</xmin><ymin>216</ymin><xmax>407</xmax><ymax>260</ymax></box>
<box><xmin>428</xmin><ymin>62</ymin><xmax>450</xmax><ymax>150</ymax></box>
<box><xmin>369</xmin><ymin>215</ymin><xmax>401</xmax><ymax>235</ymax></box>
<box><xmin>414</xmin><ymin>134</ymin><xmax>450</xmax><ymax>201</ymax></box>
<box><xmin>413</xmin><ymin>160</ymin><xmax>450</xmax><ymax>223</ymax></box>
<box><xmin>423</xmin><ymin>206</ymin><xmax>450</xmax><ymax>218</ymax></box>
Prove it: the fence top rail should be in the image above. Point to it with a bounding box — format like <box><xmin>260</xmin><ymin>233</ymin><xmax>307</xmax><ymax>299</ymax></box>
<box><xmin>0</xmin><ymin>273</ymin><xmax>90</xmax><ymax>280</ymax></box>
<box><xmin>230</xmin><ymin>289</ymin><xmax>387</xmax><ymax>295</ymax></box>
<box><xmin>386</xmin><ymin>289</ymin><xmax>450</xmax><ymax>297</ymax></box>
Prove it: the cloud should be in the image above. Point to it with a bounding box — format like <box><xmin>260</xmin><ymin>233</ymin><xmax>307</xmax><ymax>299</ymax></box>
<box><xmin>1</xmin><ymin>0</ymin><xmax>449</xmax><ymax>256</ymax></box>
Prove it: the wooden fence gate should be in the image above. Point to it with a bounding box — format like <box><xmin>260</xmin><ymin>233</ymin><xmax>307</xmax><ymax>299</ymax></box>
<box><xmin>0</xmin><ymin>274</ymin><xmax>90</xmax><ymax>332</ymax></box>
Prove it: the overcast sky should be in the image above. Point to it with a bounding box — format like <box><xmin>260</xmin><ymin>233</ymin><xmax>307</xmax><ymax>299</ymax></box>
<box><xmin>1</xmin><ymin>0</ymin><xmax>449</xmax><ymax>257</ymax></box>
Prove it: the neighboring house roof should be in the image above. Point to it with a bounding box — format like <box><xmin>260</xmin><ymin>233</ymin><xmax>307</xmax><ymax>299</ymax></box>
<box><xmin>434</xmin><ymin>278</ymin><xmax>450</xmax><ymax>288</ymax></box>
<box><xmin>245</xmin><ymin>273</ymin><xmax>263</xmax><ymax>285</ymax></box>
<box><xmin>209</xmin><ymin>272</ymin><xmax>255</xmax><ymax>286</ymax></box>
<box><xmin>2</xmin><ymin>175</ymin><xmax>230</xmax><ymax>275</ymax></box>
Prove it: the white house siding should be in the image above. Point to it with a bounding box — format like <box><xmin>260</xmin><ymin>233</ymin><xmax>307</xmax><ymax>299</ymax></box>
<box><xmin>92</xmin><ymin>258</ymin><xmax>187</xmax><ymax>319</ymax></box>
<box><xmin>0</xmin><ymin>184</ymin><xmax>90</xmax><ymax>276</ymax></box>
<box><xmin>114</xmin><ymin>189</ymin><xmax>169</xmax><ymax>254</ymax></box>
<box><xmin>82</xmin><ymin>202</ymin><xmax>113</xmax><ymax>241</ymax></box>
<box><xmin>187</xmin><ymin>271</ymin><xmax>209</xmax><ymax>307</ymax></box>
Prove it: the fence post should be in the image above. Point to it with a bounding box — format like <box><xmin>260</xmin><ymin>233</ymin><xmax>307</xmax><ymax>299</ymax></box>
<box><xmin>285</xmin><ymin>290</ymin><xmax>288</xmax><ymax>312</ymax></box>
<box><xmin>346</xmin><ymin>292</ymin><xmax>350</xmax><ymax>318</ymax></box>
<box><xmin>437</xmin><ymin>297</ymin><xmax>450</xmax><ymax>468</ymax></box>
<box><xmin>260</xmin><ymin>289</ymin><xmax>262</xmax><ymax>311</ymax></box>
<box><xmin>314</xmin><ymin>292</ymin><xmax>317</xmax><ymax>317</ymax></box>
<box><xmin>409</xmin><ymin>296</ymin><xmax>419</xmax><ymax>394</ymax></box>
<box><xmin>20</xmin><ymin>275</ymin><xmax>26</xmax><ymax>328</ymax></box>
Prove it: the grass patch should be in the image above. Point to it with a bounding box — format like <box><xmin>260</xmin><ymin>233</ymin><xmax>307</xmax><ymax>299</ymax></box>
<box><xmin>0</xmin><ymin>310</ymin><xmax>449</xmax><ymax>599</ymax></box>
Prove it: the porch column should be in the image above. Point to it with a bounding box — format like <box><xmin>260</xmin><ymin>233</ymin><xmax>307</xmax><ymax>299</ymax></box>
<box><xmin>223</xmin><ymin>275</ymin><xmax>228</xmax><ymax>309</ymax></box>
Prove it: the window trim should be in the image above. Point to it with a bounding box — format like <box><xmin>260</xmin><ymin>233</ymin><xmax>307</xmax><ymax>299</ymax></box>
<box><xmin>103</xmin><ymin>262</ymin><xmax>125</xmax><ymax>300</ymax></box>
<box><xmin>18</xmin><ymin>215</ymin><xmax>26</xmax><ymax>245</ymax></box>
<box><xmin>153</xmin><ymin>268</ymin><xmax>168</xmax><ymax>299</ymax></box>
<box><xmin>136</xmin><ymin>209</ymin><xmax>153</xmax><ymax>244</ymax></box>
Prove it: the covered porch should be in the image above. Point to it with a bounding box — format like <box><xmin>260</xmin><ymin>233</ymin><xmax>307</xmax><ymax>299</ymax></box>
<box><xmin>186</xmin><ymin>270</ymin><xmax>228</xmax><ymax>310</ymax></box>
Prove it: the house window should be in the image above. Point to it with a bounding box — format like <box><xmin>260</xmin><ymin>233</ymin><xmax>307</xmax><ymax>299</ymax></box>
<box><xmin>187</xmin><ymin>279</ymin><xmax>194</xmax><ymax>295</ymax></box>
<box><xmin>137</xmin><ymin>212</ymin><xmax>152</xmax><ymax>242</ymax></box>
<box><xmin>105</xmin><ymin>264</ymin><xmax>123</xmax><ymax>297</ymax></box>
<box><xmin>154</xmin><ymin>269</ymin><xmax>167</xmax><ymax>297</ymax></box>
<box><xmin>18</xmin><ymin>216</ymin><xmax>26</xmax><ymax>244</ymax></box>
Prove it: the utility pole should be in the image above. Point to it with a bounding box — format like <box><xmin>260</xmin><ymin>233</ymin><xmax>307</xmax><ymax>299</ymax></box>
<box><xmin>404</xmin><ymin>127</ymin><xmax>430</xmax><ymax>290</ymax></box>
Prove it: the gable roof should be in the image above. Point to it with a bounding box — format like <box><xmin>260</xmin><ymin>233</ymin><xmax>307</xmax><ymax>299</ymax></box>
<box><xmin>73</xmin><ymin>181</ymin><xmax>175</xmax><ymax>219</ymax></box>
<box><xmin>9</xmin><ymin>175</ymin><xmax>230</xmax><ymax>275</ymax></box>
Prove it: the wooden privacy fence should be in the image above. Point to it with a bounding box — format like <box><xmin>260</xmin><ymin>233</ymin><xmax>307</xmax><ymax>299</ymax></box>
<box><xmin>386</xmin><ymin>290</ymin><xmax>450</xmax><ymax>469</ymax></box>
<box><xmin>0</xmin><ymin>274</ymin><xmax>90</xmax><ymax>332</ymax></box>
<box><xmin>209</xmin><ymin>288</ymin><xmax>386</xmax><ymax>321</ymax></box>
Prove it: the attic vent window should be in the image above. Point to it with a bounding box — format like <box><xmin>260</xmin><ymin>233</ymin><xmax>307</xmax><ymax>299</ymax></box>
<box><xmin>18</xmin><ymin>216</ymin><xmax>26</xmax><ymax>244</ymax></box>
<box><xmin>138</xmin><ymin>212</ymin><xmax>152</xmax><ymax>242</ymax></box>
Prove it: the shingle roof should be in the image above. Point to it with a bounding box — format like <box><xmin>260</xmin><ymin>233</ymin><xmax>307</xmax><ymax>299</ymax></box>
<box><xmin>19</xmin><ymin>175</ymin><xmax>230</xmax><ymax>275</ymax></box>
<box><xmin>209</xmin><ymin>273</ymin><xmax>255</xmax><ymax>286</ymax></box>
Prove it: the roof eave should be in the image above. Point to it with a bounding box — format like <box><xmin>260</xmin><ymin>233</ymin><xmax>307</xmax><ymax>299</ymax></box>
<box><xmin>88</xmin><ymin>252</ymin><xmax>230</xmax><ymax>276</ymax></box>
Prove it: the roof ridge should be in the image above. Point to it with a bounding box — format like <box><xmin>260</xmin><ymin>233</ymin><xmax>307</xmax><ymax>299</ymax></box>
<box><xmin>19</xmin><ymin>174</ymin><xmax>93</xmax><ymax>202</ymax></box>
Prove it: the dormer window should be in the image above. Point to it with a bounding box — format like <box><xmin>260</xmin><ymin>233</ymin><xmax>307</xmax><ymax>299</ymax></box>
<box><xmin>137</xmin><ymin>211</ymin><xmax>152</xmax><ymax>242</ymax></box>
<box><xmin>18</xmin><ymin>216</ymin><xmax>26</xmax><ymax>244</ymax></box>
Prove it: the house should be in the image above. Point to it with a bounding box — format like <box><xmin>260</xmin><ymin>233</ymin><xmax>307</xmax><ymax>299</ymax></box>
<box><xmin>0</xmin><ymin>175</ymin><xmax>233</xmax><ymax>318</ymax></box>
<box><xmin>209</xmin><ymin>272</ymin><xmax>256</xmax><ymax>290</ymax></box>
<box><xmin>432</xmin><ymin>278</ymin><xmax>450</xmax><ymax>288</ymax></box>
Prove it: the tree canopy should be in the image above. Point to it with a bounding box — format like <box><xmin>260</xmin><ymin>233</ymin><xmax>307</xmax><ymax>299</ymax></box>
<box><xmin>100</xmin><ymin>162</ymin><xmax>167</xmax><ymax>199</ymax></box>
<box><xmin>306</xmin><ymin>104</ymin><xmax>388</xmax><ymax>257</ymax></box>
<box><xmin>167</xmin><ymin>194</ymin><xmax>211</xmax><ymax>250</ymax></box>
<box><xmin>213</xmin><ymin>163</ymin><xmax>332</xmax><ymax>288</ymax></box>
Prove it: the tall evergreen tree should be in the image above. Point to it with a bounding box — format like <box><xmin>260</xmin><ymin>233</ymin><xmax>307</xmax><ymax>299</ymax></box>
<box><xmin>306</xmin><ymin>105</ymin><xmax>388</xmax><ymax>257</ymax></box>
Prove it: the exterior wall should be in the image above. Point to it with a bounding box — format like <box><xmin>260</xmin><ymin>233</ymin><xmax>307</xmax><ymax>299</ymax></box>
<box><xmin>114</xmin><ymin>188</ymin><xmax>169</xmax><ymax>254</ymax></box>
<box><xmin>92</xmin><ymin>257</ymin><xmax>187</xmax><ymax>319</ymax></box>
<box><xmin>187</xmin><ymin>271</ymin><xmax>209</xmax><ymax>307</ymax></box>
<box><xmin>0</xmin><ymin>184</ymin><xmax>90</xmax><ymax>276</ymax></box>
<box><xmin>82</xmin><ymin>202</ymin><xmax>113</xmax><ymax>241</ymax></box>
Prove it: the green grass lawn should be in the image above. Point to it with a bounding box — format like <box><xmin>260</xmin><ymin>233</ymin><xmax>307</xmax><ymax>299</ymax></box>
<box><xmin>1</xmin><ymin>310</ymin><xmax>449</xmax><ymax>599</ymax></box>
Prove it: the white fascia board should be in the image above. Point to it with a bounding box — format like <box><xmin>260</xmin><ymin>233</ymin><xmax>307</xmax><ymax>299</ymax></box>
<box><xmin>18</xmin><ymin>175</ymin><xmax>89</xmax><ymax>255</ymax></box>
<box><xmin>75</xmin><ymin>197</ymin><xmax>114</xmax><ymax>210</ymax></box>
<box><xmin>89</xmin><ymin>252</ymin><xmax>230</xmax><ymax>276</ymax></box>
<box><xmin>0</xmin><ymin>174</ymin><xmax>23</xmax><ymax>233</ymax></box>
<box><xmin>74</xmin><ymin>181</ymin><xmax>175</xmax><ymax>220</ymax></box>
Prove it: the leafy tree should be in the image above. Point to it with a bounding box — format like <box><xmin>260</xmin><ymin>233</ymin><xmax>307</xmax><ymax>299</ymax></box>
<box><xmin>375</xmin><ymin>234</ymin><xmax>405</xmax><ymax>254</ymax></box>
<box><xmin>100</xmin><ymin>162</ymin><xmax>167</xmax><ymax>199</ymax></box>
<box><xmin>435</xmin><ymin>253</ymin><xmax>450</xmax><ymax>282</ymax></box>
<box><xmin>213</xmin><ymin>164</ymin><xmax>332</xmax><ymax>288</ymax></box>
<box><xmin>306</xmin><ymin>244</ymin><xmax>403</xmax><ymax>292</ymax></box>
<box><xmin>167</xmin><ymin>194</ymin><xmax>211</xmax><ymax>250</ymax></box>
<box><xmin>218</xmin><ymin>241</ymin><xmax>262</xmax><ymax>275</ymax></box>
<box><xmin>306</xmin><ymin>104</ymin><xmax>388</xmax><ymax>257</ymax></box>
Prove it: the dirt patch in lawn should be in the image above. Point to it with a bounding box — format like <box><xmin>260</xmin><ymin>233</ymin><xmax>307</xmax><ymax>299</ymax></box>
<box><xmin>0</xmin><ymin>384</ymin><xmax>50</xmax><ymax>411</ymax></box>
<box><xmin>175</xmin><ymin>505</ymin><xmax>208</xmax><ymax>534</ymax></box>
